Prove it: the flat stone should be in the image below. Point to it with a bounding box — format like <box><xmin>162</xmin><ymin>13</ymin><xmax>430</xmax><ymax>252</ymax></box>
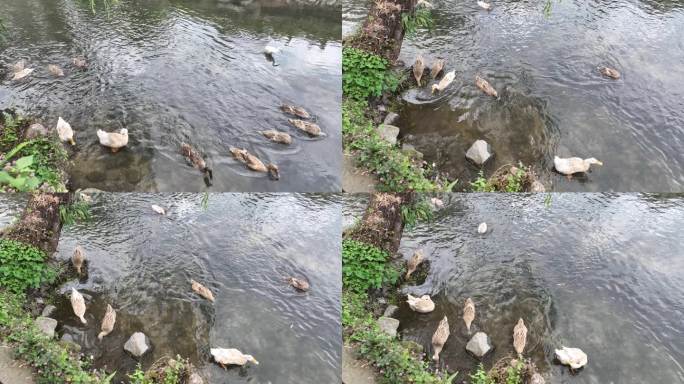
<box><xmin>377</xmin><ymin>124</ymin><xmax>400</xmax><ymax>145</ymax></box>
<box><xmin>343</xmin><ymin>154</ymin><xmax>377</xmax><ymax>193</ymax></box>
<box><xmin>25</xmin><ymin>123</ymin><xmax>48</xmax><ymax>139</ymax></box>
<box><xmin>342</xmin><ymin>345</ymin><xmax>377</xmax><ymax>384</ymax></box>
<box><xmin>377</xmin><ymin>316</ymin><xmax>400</xmax><ymax>338</ymax></box>
<box><xmin>401</xmin><ymin>143</ymin><xmax>423</xmax><ymax>160</ymax></box>
<box><xmin>188</xmin><ymin>372</ymin><xmax>205</xmax><ymax>384</ymax></box>
<box><xmin>530</xmin><ymin>180</ymin><xmax>546</xmax><ymax>192</ymax></box>
<box><xmin>383</xmin><ymin>304</ymin><xmax>399</xmax><ymax>317</ymax></box>
<box><xmin>35</xmin><ymin>317</ymin><xmax>57</xmax><ymax>338</ymax></box>
<box><xmin>124</xmin><ymin>332</ymin><xmax>151</xmax><ymax>357</ymax></box>
<box><xmin>0</xmin><ymin>345</ymin><xmax>36</xmax><ymax>384</ymax></box>
<box><xmin>383</xmin><ymin>112</ymin><xmax>400</xmax><ymax>125</ymax></box>
<box><xmin>41</xmin><ymin>304</ymin><xmax>56</xmax><ymax>317</ymax></box>
<box><xmin>466</xmin><ymin>332</ymin><xmax>493</xmax><ymax>358</ymax></box>
<box><xmin>530</xmin><ymin>373</ymin><xmax>545</xmax><ymax>384</ymax></box>
<box><xmin>465</xmin><ymin>140</ymin><xmax>493</xmax><ymax>165</ymax></box>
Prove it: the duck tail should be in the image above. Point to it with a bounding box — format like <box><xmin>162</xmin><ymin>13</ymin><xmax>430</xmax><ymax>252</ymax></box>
<box><xmin>97</xmin><ymin>331</ymin><xmax>105</xmax><ymax>340</ymax></box>
<box><xmin>69</xmin><ymin>138</ymin><xmax>76</xmax><ymax>146</ymax></box>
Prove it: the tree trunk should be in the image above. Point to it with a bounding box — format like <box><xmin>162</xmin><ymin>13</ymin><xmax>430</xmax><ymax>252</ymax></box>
<box><xmin>348</xmin><ymin>0</ymin><xmax>416</xmax><ymax>62</ymax></box>
<box><xmin>2</xmin><ymin>193</ymin><xmax>66</xmax><ymax>254</ymax></box>
<box><xmin>348</xmin><ymin>192</ymin><xmax>409</xmax><ymax>255</ymax></box>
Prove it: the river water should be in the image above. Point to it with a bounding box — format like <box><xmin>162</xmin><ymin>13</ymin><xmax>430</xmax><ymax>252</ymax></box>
<box><xmin>0</xmin><ymin>194</ymin><xmax>25</xmax><ymax>229</ymax></box>
<box><xmin>343</xmin><ymin>0</ymin><xmax>684</xmax><ymax>192</ymax></box>
<box><xmin>344</xmin><ymin>193</ymin><xmax>684</xmax><ymax>383</ymax></box>
<box><xmin>0</xmin><ymin>0</ymin><xmax>341</xmax><ymax>192</ymax></box>
<box><xmin>48</xmin><ymin>193</ymin><xmax>341</xmax><ymax>383</ymax></box>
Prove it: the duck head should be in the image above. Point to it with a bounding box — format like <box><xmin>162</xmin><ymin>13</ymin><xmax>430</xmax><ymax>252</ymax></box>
<box><xmin>585</xmin><ymin>158</ymin><xmax>603</xmax><ymax>167</ymax></box>
<box><xmin>431</xmin><ymin>84</ymin><xmax>439</xmax><ymax>94</ymax></box>
<box><xmin>245</xmin><ymin>355</ymin><xmax>259</xmax><ymax>365</ymax></box>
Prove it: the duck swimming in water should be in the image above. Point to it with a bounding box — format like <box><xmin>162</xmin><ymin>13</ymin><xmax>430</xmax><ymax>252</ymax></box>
<box><xmin>407</xmin><ymin>294</ymin><xmax>435</xmax><ymax>313</ymax></box>
<box><xmin>56</xmin><ymin>117</ymin><xmax>75</xmax><ymax>145</ymax></box>
<box><xmin>72</xmin><ymin>57</ymin><xmax>87</xmax><ymax>69</ymax></box>
<box><xmin>513</xmin><ymin>318</ymin><xmax>528</xmax><ymax>356</ymax></box>
<box><xmin>261</xmin><ymin>130</ymin><xmax>292</xmax><ymax>145</ymax></box>
<box><xmin>211</xmin><ymin>348</ymin><xmax>259</xmax><ymax>368</ymax></box>
<box><xmin>431</xmin><ymin>70</ymin><xmax>455</xmax><ymax>94</ymax></box>
<box><xmin>477</xmin><ymin>1</ymin><xmax>492</xmax><ymax>10</ymax></box>
<box><xmin>72</xmin><ymin>246</ymin><xmax>86</xmax><ymax>276</ymax></box>
<box><xmin>151</xmin><ymin>204</ymin><xmax>166</xmax><ymax>215</ymax></box>
<box><xmin>555</xmin><ymin>346</ymin><xmax>588</xmax><ymax>370</ymax></box>
<box><xmin>430</xmin><ymin>59</ymin><xmax>445</xmax><ymax>79</ymax></box>
<box><xmin>70</xmin><ymin>288</ymin><xmax>87</xmax><ymax>324</ymax></box>
<box><xmin>405</xmin><ymin>249</ymin><xmax>425</xmax><ymax>279</ymax></box>
<box><xmin>554</xmin><ymin>156</ymin><xmax>603</xmax><ymax>175</ymax></box>
<box><xmin>432</xmin><ymin>316</ymin><xmax>450</xmax><ymax>361</ymax></box>
<box><xmin>288</xmin><ymin>119</ymin><xmax>322</xmax><ymax>137</ymax></box>
<box><xmin>280</xmin><ymin>105</ymin><xmax>310</xmax><ymax>119</ymax></box>
<box><xmin>475</xmin><ymin>75</ymin><xmax>498</xmax><ymax>97</ymax></box>
<box><xmin>191</xmin><ymin>279</ymin><xmax>215</xmax><ymax>302</ymax></box>
<box><xmin>229</xmin><ymin>147</ymin><xmax>280</xmax><ymax>180</ymax></box>
<box><xmin>287</xmin><ymin>277</ymin><xmax>310</xmax><ymax>292</ymax></box>
<box><xmin>463</xmin><ymin>298</ymin><xmax>475</xmax><ymax>333</ymax></box>
<box><xmin>97</xmin><ymin>128</ymin><xmax>128</xmax><ymax>152</ymax></box>
<box><xmin>599</xmin><ymin>66</ymin><xmax>620</xmax><ymax>79</ymax></box>
<box><xmin>181</xmin><ymin>143</ymin><xmax>213</xmax><ymax>182</ymax></box>
<box><xmin>98</xmin><ymin>304</ymin><xmax>116</xmax><ymax>340</ymax></box>
<box><xmin>48</xmin><ymin>64</ymin><xmax>64</xmax><ymax>77</ymax></box>
<box><xmin>413</xmin><ymin>55</ymin><xmax>425</xmax><ymax>86</ymax></box>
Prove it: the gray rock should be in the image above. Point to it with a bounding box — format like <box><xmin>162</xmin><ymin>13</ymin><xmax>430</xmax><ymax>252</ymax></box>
<box><xmin>377</xmin><ymin>317</ymin><xmax>400</xmax><ymax>338</ymax></box>
<box><xmin>35</xmin><ymin>317</ymin><xmax>57</xmax><ymax>338</ymax></box>
<box><xmin>383</xmin><ymin>305</ymin><xmax>399</xmax><ymax>318</ymax></box>
<box><xmin>465</xmin><ymin>140</ymin><xmax>493</xmax><ymax>165</ymax></box>
<box><xmin>124</xmin><ymin>332</ymin><xmax>151</xmax><ymax>357</ymax></box>
<box><xmin>530</xmin><ymin>180</ymin><xmax>546</xmax><ymax>192</ymax></box>
<box><xmin>41</xmin><ymin>305</ymin><xmax>56</xmax><ymax>317</ymax></box>
<box><xmin>530</xmin><ymin>373</ymin><xmax>545</xmax><ymax>384</ymax></box>
<box><xmin>377</xmin><ymin>124</ymin><xmax>400</xmax><ymax>145</ymax></box>
<box><xmin>25</xmin><ymin>123</ymin><xmax>48</xmax><ymax>139</ymax></box>
<box><xmin>188</xmin><ymin>372</ymin><xmax>205</xmax><ymax>384</ymax></box>
<box><xmin>383</xmin><ymin>112</ymin><xmax>400</xmax><ymax>126</ymax></box>
<box><xmin>377</xmin><ymin>104</ymin><xmax>387</xmax><ymax>113</ymax></box>
<box><xmin>466</xmin><ymin>332</ymin><xmax>493</xmax><ymax>358</ymax></box>
<box><xmin>401</xmin><ymin>144</ymin><xmax>423</xmax><ymax>160</ymax></box>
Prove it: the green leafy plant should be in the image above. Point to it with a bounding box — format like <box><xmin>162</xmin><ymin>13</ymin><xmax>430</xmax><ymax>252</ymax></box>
<box><xmin>401</xmin><ymin>197</ymin><xmax>433</xmax><ymax>229</ymax></box>
<box><xmin>343</xmin><ymin>100</ymin><xmax>449</xmax><ymax>192</ymax></box>
<box><xmin>343</xmin><ymin>48</ymin><xmax>399</xmax><ymax>101</ymax></box>
<box><xmin>402</xmin><ymin>8</ymin><xmax>433</xmax><ymax>36</ymax></box>
<box><xmin>0</xmin><ymin>240</ymin><xmax>56</xmax><ymax>293</ymax></box>
<box><xmin>60</xmin><ymin>200</ymin><xmax>92</xmax><ymax>226</ymax></box>
<box><xmin>0</xmin><ymin>112</ymin><xmax>23</xmax><ymax>151</ymax></box>
<box><xmin>504</xmin><ymin>167</ymin><xmax>526</xmax><ymax>193</ymax></box>
<box><xmin>505</xmin><ymin>361</ymin><xmax>524</xmax><ymax>384</ymax></box>
<box><xmin>470</xmin><ymin>364</ymin><xmax>494</xmax><ymax>384</ymax></box>
<box><xmin>128</xmin><ymin>356</ymin><xmax>191</xmax><ymax>384</ymax></box>
<box><xmin>342</xmin><ymin>240</ymin><xmax>399</xmax><ymax>293</ymax></box>
<box><xmin>470</xmin><ymin>170</ymin><xmax>495</xmax><ymax>192</ymax></box>
<box><xmin>0</xmin><ymin>155</ymin><xmax>42</xmax><ymax>192</ymax></box>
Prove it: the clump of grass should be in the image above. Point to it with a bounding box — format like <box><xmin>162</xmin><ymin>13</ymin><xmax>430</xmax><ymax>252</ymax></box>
<box><xmin>59</xmin><ymin>200</ymin><xmax>92</xmax><ymax>226</ymax></box>
<box><xmin>470</xmin><ymin>164</ymin><xmax>537</xmax><ymax>192</ymax></box>
<box><xmin>128</xmin><ymin>356</ymin><xmax>194</xmax><ymax>384</ymax></box>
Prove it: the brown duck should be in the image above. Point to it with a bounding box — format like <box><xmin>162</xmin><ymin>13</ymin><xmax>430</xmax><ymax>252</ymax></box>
<box><xmin>229</xmin><ymin>147</ymin><xmax>280</xmax><ymax>180</ymax></box>
<box><xmin>181</xmin><ymin>143</ymin><xmax>213</xmax><ymax>181</ymax></box>
<box><xmin>288</xmin><ymin>119</ymin><xmax>322</xmax><ymax>137</ymax></box>
<box><xmin>430</xmin><ymin>59</ymin><xmax>445</xmax><ymax>79</ymax></box>
<box><xmin>475</xmin><ymin>75</ymin><xmax>498</xmax><ymax>97</ymax></box>
<box><xmin>72</xmin><ymin>246</ymin><xmax>86</xmax><ymax>276</ymax></box>
<box><xmin>599</xmin><ymin>66</ymin><xmax>620</xmax><ymax>79</ymax></box>
<box><xmin>413</xmin><ymin>55</ymin><xmax>425</xmax><ymax>86</ymax></box>
<box><xmin>98</xmin><ymin>304</ymin><xmax>116</xmax><ymax>340</ymax></box>
<box><xmin>513</xmin><ymin>318</ymin><xmax>528</xmax><ymax>356</ymax></box>
<box><xmin>287</xmin><ymin>277</ymin><xmax>310</xmax><ymax>292</ymax></box>
<box><xmin>463</xmin><ymin>297</ymin><xmax>475</xmax><ymax>333</ymax></box>
<box><xmin>261</xmin><ymin>130</ymin><xmax>292</xmax><ymax>145</ymax></box>
<box><xmin>191</xmin><ymin>279</ymin><xmax>215</xmax><ymax>302</ymax></box>
<box><xmin>280</xmin><ymin>105</ymin><xmax>310</xmax><ymax>119</ymax></box>
<box><xmin>431</xmin><ymin>315</ymin><xmax>450</xmax><ymax>361</ymax></box>
<box><xmin>405</xmin><ymin>249</ymin><xmax>425</xmax><ymax>279</ymax></box>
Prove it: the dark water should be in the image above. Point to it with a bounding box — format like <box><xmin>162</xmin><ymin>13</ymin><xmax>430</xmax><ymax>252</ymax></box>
<box><xmin>0</xmin><ymin>0</ymin><xmax>341</xmax><ymax>192</ymax></box>
<box><xmin>346</xmin><ymin>194</ymin><xmax>684</xmax><ymax>383</ymax></box>
<box><xmin>49</xmin><ymin>193</ymin><xmax>341</xmax><ymax>383</ymax></box>
<box><xmin>344</xmin><ymin>0</ymin><xmax>684</xmax><ymax>192</ymax></box>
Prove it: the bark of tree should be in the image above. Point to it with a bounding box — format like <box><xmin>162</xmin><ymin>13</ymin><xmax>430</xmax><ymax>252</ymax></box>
<box><xmin>348</xmin><ymin>0</ymin><xmax>416</xmax><ymax>62</ymax></box>
<box><xmin>347</xmin><ymin>192</ymin><xmax>410</xmax><ymax>255</ymax></box>
<box><xmin>2</xmin><ymin>193</ymin><xmax>66</xmax><ymax>254</ymax></box>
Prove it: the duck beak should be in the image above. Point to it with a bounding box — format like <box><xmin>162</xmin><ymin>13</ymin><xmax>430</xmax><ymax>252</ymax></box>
<box><xmin>596</xmin><ymin>161</ymin><xmax>603</xmax><ymax>166</ymax></box>
<box><xmin>69</xmin><ymin>138</ymin><xmax>76</xmax><ymax>145</ymax></box>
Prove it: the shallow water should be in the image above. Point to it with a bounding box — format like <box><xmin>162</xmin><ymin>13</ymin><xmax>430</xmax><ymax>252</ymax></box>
<box><xmin>0</xmin><ymin>194</ymin><xmax>25</xmax><ymax>229</ymax></box>
<box><xmin>50</xmin><ymin>193</ymin><xmax>341</xmax><ymax>383</ymax></box>
<box><xmin>368</xmin><ymin>193</ymin><xmax>684</xmax><ymax>383</ymax></box>
<box><xmin>344</xmin><ymin>0</ymin><xmax>684</xmax><ymax>192</ymax></box>
<box><xmin>0</xmin><ymin>0</ymin><xmax>341</xmax><ymax>192</ymax></box>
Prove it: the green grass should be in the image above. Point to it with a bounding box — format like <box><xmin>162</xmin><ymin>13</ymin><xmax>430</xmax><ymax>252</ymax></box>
<box><xmin>128</xmin><ymin>357</ymin><xmax>191</xmax><ymax>384</ymax></box>
<box><xmin>0</xmin><ymin>290</ymin><xmax>115</xmax><ymax>383</ymax></box>
<box><xmin>402</xmin><ymin>8</ymin><xmax>434</xmax><ymax>36</ymax></box>
<box><xmin>343</xmin><ymin>48</ymin><xmax>399</xmax><ymax>101</ymax></box>
<box><xmin>59</xmin><ymin>200</ymin><xmax>92</xmax><ymax>226</ymax></box>
<box><xmin>0</xmin><ymin>240</ymin><xmax>57</xmax><ymax>294</ymax></box>
<box><xmin>342</xmin><ymin>240</ymin><xmax>399</xmax><ymax>294</ymax></box>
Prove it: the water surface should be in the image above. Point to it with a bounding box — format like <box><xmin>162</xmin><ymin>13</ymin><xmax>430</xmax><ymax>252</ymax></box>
<box><xmin>50</xmin><ymin>193</ymin><xmax>341</xmax><ymax>383</ymax></box>
<box><xmin>0</xmin><ymin>0</ymin><xmax>341</xmax><ymax>192</ymax></box>
<box><xmin>344</xmin><ymin>0</ymin><xmax>684</xmax><ymax>191</ymax></box>
<box><xmin>363</xmin><ymin>194</ymin><xmax>684</xmax><ymax>383</ymax></box>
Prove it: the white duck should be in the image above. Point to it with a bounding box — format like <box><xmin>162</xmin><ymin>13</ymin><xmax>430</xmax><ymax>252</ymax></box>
<box><xmin>56</xmin><ymin>117</ymin><xmax>76</xmax><ymax>145</ymax></box>
<box><xmin>554</xmin><ymin>156</ymin><xmax>602</xmax><ymax>175</ymax></box>
<box><xmin>211</xmin><ymin>348</ymin><xmax>259</xmax><ymax>368</ymax></box>
<box><xmin>151</xmin><ymin>205</ymin><xmax>166</xmax><ymax>215</ymax></box>
<box><xmin>70</xmin><ymin>288</ymin><xmax>87</xmax><ymax>324</ymax></box>
<box><xmin>406</xmin><ymin>294</ymin><xmax>435</xmax><ymax>313</ymax></box>
<box><xmin>555</xmin><ymin>346</ymin><xmax>588</xmax><ymax>369</ymax></box>
<box><xmin>97</xmin><ymin>128</ymin><xmax>129</xmax><ymax>152</ymax></box>
<box><xmin>477</xmin><ymin>222</ymin><xmax>487</xmax><ymax>234</ymax></box>
<box><xmin>431</xmin><ymin>70</ymin><xmax>456</xmax><ymax>94</ymax></box>
<box><xmin>477</xmin><ymin>1</ymin><xmax>492</xmax><ymax>10</ymax></box>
